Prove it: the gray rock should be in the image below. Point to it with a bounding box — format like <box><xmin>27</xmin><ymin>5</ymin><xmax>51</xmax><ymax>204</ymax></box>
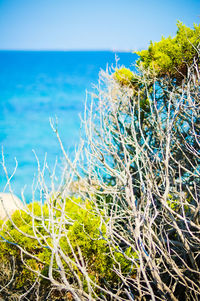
<box><xmin>0</xmin><ymin>193</ymin><xmax>23</xmax><ymax>221</ymax></box>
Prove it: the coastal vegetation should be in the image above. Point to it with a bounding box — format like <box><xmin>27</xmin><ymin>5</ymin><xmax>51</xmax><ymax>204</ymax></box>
<box><xmin>0</xmin><ymin>22</ymin><xmax>200</xmax><ymax>300</ymax></box>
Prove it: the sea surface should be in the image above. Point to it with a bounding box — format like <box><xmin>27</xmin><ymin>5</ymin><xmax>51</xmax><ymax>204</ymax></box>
<box><xmin>0</xmin><ymin>51</ymin><xmax>136</xmax><ymax>201</ymax></box>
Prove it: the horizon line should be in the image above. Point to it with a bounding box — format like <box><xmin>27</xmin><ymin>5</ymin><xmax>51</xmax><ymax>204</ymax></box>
<box><xmin>0</xmin><ymin>48</ymin><xmax>136</xmax><ymax>53</ymax></box>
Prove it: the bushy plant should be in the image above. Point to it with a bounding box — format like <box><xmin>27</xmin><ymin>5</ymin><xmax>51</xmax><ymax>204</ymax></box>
<box><xmin>0</xmin><ymin>197</ymin><xmax>136</xmax><ymax>300</ymax></box>
<box><xmin>114</xmin><ymin>67</ymin><xmax>135</xmax><ymax>86</ymax></box>
<box><xmin>1</xmin><ymin>21</ymin><xmax>199</xmax><ymax>301</ymax></box>
<box><xmin>79</xmin><ymin>22</ymin><xmax>200</xmax><ymax>300</ymax></box>
<box><xmin>136</xmin><ymin>22</ymin><xmax>200</xmax><ymax>82</ymax></box>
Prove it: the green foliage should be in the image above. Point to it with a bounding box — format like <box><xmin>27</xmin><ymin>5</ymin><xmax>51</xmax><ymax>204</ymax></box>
<box><xmin>0</xmin><ymin>198</ymin><xmax>137</xmax><ymax>298</ymax></box>
<box><xmin>112</xmin><ymin>23</ymin><xmax>199</xmax><ymax>128</ymax></box>
<box><xmin>114</xmin><ymin>67</ymin><xmax>135</xmax><ymax>86</ymax></box>
<box><xmin>136</xmin><ymin>22</ymin><xmax>200</xmax><ymax>81</ymax></box>
<box><xmin>167</xmin><ymin>194</ymin><xmax>191</xmax><ymax>214</ymax></box>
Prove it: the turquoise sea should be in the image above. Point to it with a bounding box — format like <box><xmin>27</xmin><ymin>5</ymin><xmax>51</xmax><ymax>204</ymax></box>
<box><xmin>0</xmin><ymin>51</ymin><xmax>136</xmax><ymax>201</ymax></box>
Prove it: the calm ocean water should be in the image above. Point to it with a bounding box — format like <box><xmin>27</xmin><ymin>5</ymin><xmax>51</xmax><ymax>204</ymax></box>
<box><xmin>0</xmin><ymin>51</ymin><xmax>136</xmax><ymax>201</ymax></box>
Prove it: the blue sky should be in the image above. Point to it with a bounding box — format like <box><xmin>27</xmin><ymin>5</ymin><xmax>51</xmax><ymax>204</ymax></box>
<box><xmin>0</xmin><ymin>0</ymin><xmax>199</xmax><ymax>51</ymax></box>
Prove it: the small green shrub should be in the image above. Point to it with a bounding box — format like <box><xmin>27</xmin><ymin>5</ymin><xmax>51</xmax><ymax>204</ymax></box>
<box><xmin>137</xmin><ymin>22</ymin><xmax>200</xmax><ymax>81</ymax></box>
<box><xmin>114</xmin><ymin>67</ymin><xmax>135</xmax><ymax>86</ymax></box>
<box><xmin>0</xmin><ymin>197</ymin><xmax>137</xmax><ymax>299</ymax></box>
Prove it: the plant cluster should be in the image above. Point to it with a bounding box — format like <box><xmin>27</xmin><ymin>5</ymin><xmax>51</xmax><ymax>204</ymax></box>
<box><xmin>0</xmin><ymin>22</ymin><xmax>200</xmax><ymax>300</ymax></box>
<box><xmin>137</xmin><ymin>22</ymin><xmax>200</xmax><ymax>82</ymax></box>
<box><xmin>0</xmin><ymin>198</ymin><xmax>136</xmax><ymax>300</ymax></box>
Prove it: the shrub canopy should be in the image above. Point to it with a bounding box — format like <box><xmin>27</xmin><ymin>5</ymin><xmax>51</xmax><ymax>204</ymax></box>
<box><xmin>137</xmin><ymin>22</ymin><xmax>200</xmax><ymax>81</ymax></box>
